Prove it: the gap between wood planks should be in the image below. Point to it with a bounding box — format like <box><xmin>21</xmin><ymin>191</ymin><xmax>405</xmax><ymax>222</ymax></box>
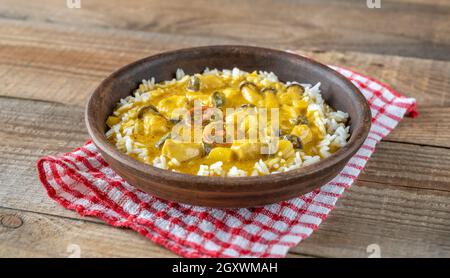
<box><xmin>2</xmin><ymin>96</ymin><xmax>450</xmax><ymax>257</ymax></box>
<box><xmin>8</xmin><ymin>176</ymin><xmax>449</xmax><ymax>258</ymax></box>
<box><xmin>2</xmin><ymin>177</ymin><xmax>450</xmax><ymax>258</ymax></box>
<box><xmin>0</xmin><ymin>0</ymin><xmax>449</xmax><ymax>61</ymax></box>
<box><xmin>381</xmin><ymin>139</ymin><xmax>450</xmax><ymax>151</ymax></box>
<box><xmin>1</xmin><ymin>19</ymin><xmax>449</xmax><ymax>108</ymax></box>
<box><xmin>0</xmin><ymin>205</ymin><xmax>318</xmax><ymax>258</ymax></box>
<box><xmin>0</xmin><ymin>207</ymin><xmax>179</xmax><ymax>258</ymax></box>
<box><xmin>3</xmin><ymin>96</ymin><xmax>450</xmax><ymax>204</ymax></box>
<box><xmin>1</xmin><ymin>18</ymin><xmax>449</xmax><ymax>107</ymax></box>
<box><xmin>1</xmin><ymin>9</ymin><xmax>450</xmax><ymax>256</ymax></box>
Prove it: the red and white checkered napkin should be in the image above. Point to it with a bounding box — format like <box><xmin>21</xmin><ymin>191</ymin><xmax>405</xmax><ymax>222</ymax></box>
<box><xmin>37</xmin><ymin>66</ymin><xmax>417</xmax><ymax>258</ymax></box>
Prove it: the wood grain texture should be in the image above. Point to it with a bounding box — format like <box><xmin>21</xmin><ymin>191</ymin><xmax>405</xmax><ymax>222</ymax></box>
<box><xmin>0</xmin><ymin>207</ymin><xmax>177</xmax><ymax>258</ymax></box>
<box><xmin>291</xmin><ymin>180</ymin><xmax>450</xmax><ymax>257</ymax></box>
<box><xmin>307</xmin><ymin>51</ymin><xmax>450</xmax><ymax>108</ymax></box>
<box><xmin>385</xmin><ymin>107</ymin><xmax>450</xmax><ymax>147</ymax></box>
<box><xmin>0</xmin><ymin>97</ymin><xmax>89</xmax><ymax>222</ymax></box>
<box><xmin>0</xmin><ymin>207</ymin><xmax>314</xmax><ymax>258</ymax></box>
<box><xmin>0</xmin><ymin>0</ymin><xmax>449</xmax><ymax>60</ymax></box>
<box><xmin>361</xmin><ymin>142</ymin><xmax>450</xmax><ymax>192</ymax></box>
<box><xmin>0</xmin><ymin>0</ymin><xmax>449</xmax><ymax>257</ymax></box>
<box><xmin>1</xmin><ymin>21</ymin><xmax>449</xmax><ymax>148</ymax></box>
<box><xmin>1</xmin><ymin>97</ymin><xmax>450</xmax><ymax>257</ymax></box>
<box><xmin>0</xmin><ymin>19</ymin><xmax>228</xmax><ymax>106</ymax></box>
<box><xmin>1</xmin><ymin>20</ymin><xmax>449</xmax><ymax>109</ymax></box>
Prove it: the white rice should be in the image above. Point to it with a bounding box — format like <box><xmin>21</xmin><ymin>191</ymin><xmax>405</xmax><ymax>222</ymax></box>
<box><xmin>175</xmin><ymin>68</ymin><xmax>185</xmax><ymax>80</ymax></box>
<box><xmin>196</xmin><ymin>161</ymin><xmax>224</xmax><ymax>176</ymax></box>
<box><xmin>254</xmin><ymin>159</ymin><xmax>270</xmax><ymax>175</ymax></box>
<box><xmin>227</xmin><ymin>166</ymin><xmax>248</xmax><ymax>177</ymax></box>
<box><xmin>258</xmin><ymin>71</ymin><xmax>279</xmax><ymax>84</ymax></box>
<box><xmin>153</xmin><ymin>155</ymin><xmax>167</xmax><ymax>170</ymax></box>
<box><xmin>107</xmin><ymin>67</ymin><xmax>351</xmax><ymax>177</ymax></box>
<box><xmin>210</xmin><ymin>161</ymin><xmax>224</xmax><ymax>175</ymax></box>
<box><xmin>328</xmin><ymin>111</ymin><xmax>349</xmax><ymax>123</ymax></box>
<box><xmin>231</xmin><ymin>67</ymin><xmax>241</xmax><ymax>79</ymax></box>
<box><xmin>302</xmin><ymin>155</ymin><xmax>321</xmax><ymax>166</ymax></box>
<box><xmin>197</xmin><ymin>165</ymin><xmax>210</xmax><ymax>176</ymax></box>
<box><xmin>170</xmin><ymin>158</ymin><xmax>181</xmax><ymax>167</ymax></box>
<box><xmin>332</xmin><ymin>126</ymin><xmax>350</xmax><ymax>147</ymax></box>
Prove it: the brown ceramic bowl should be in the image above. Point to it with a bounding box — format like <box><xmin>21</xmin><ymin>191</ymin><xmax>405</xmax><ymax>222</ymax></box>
<box><xmin>85</xmin><ymin>45</ymin><xmax>371</xmax><ymax>208</ymax></box>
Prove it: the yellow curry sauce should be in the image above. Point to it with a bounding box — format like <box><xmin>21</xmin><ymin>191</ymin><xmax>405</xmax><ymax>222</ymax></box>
<box><xmin>106</xmin><ymin>69</ymin><xmax>348</xmax><ymax>176</ymax></box>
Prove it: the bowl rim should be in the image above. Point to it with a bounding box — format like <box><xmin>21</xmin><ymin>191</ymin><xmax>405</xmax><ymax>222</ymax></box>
<box><xmin>85</xmin><ymin>45</ymin><xmax>371</xmax><ymax>188</ymax></box>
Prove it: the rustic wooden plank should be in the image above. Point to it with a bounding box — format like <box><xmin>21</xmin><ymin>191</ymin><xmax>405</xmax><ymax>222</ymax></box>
<box><xmin>3</xmin><ymin>180</ymin><xmax>449</xmax><ymax>258</ymax></box>
<box><xmin>1</xmin><ymin>97</ymin><xmax>450</xmax><ymax>257</ymax></box>
<box><xmin>0</xmin><ymin>98</ymin><xmax>89</xmax><ymax>222</ymax></box>
<box><xmin>0</xmin><ymin>207</ymin><xmax>177</xmax><ymax>257</ymax></box>
<box><xmin>360</xmin><ymin>142</ymin><xmax>450</xmax><ymax>192</ymax></box>
<box><xmin>1</xmin><ymin>19</ymin><xmax>449</xmax><ymax>108</ymax></box>
<box><xmin>290</xmin><ymin>180</ymin><xmax>450</xmax><ymax>257</ymax></box>
<box><xmin>0</xmin><ymin>206</ymin><xmax>312</xmax><ymax>258</ymax></box>
<box><xmin>0</xmin><ymin>0</ymin><xmax>449</xmax><ymax>60</ymax></box>
<box><xmin>394</xmin><ymin>0</ymin><xmax>450</xmax><ymax>5</ymax></box>
<box><xmin>307</xmin><ymin>51</ymin><xmax>450</xmax><ymax>108</ymax></box>
<box><xmin>2</xmin><ymin>95</ymin><xmax>450</xmax><ymax>214</ymax></box>
<box><xmin>385</xmin><ymin>107</ymin><xmax>450</xmax><ymax>148</ymax></box>
<box><xmin>1</xmin><ymin>21</ymin><xmax>449</xmax><ymax>148</ymax></box>
<box><xmin>1</xmin><ymin>7</ymin><xmax>449</xmax><ymax>256</ymax></box>
<box><xmin>2</xmin><ymin>97</ymin><xmax>450</xmax><ymax>217</ymax></box>
<box><xmin>0</xmin><ymin>19</ymin><xmax>231</xmax><ymax>106</ymax></box>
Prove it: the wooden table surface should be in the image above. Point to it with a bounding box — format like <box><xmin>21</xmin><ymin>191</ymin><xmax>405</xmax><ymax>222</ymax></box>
<box><xmin>1</xmin><ymin>0</ymin><xmax>449</xmax><ymax>258</ymax></box>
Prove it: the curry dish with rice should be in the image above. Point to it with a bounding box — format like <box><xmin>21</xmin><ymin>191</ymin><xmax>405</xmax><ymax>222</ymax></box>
<box><xmin>106</xmin><ymin>68</ymin><xmax>350</xmax><ymax>177</ymax></box>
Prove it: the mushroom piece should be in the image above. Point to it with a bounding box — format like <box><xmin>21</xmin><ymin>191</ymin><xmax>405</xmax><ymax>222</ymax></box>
<box><xmin>261</xmin><ymin>87</ymin><xmax>277</xmax><ymax>94</ymax></box>
<box><xmin>169</xmin><ymin>118</ymin><xmax>182</xmax><ymax>124</ymax></box>
<box><xmin>262</xmin><ymin>87</ymin><xmax>279</xmax><ymax>108</ymax></box>
<box><xmin>203</xmin><ymin>142</ymin><xmax>214</xmax><ymax>156</ymax></box>
<box><xmin>286</xmin><ymin>83</ymin><xmax>305</xmax><ymax>95</ymax></box>
<box><xmin>187</xmin><ymin>76</ymin><xmax>200</xmax><ymax>91</ymax></box>
<box><xmin>281</xmin><ymin>134</ymin><xmax>303</xmax><ymax>149</ymax></box>
<box><xmin>289</xmin><ymin>115</ymin><xmax>309</xmax><ymax>126</ymax></box>
<box><xmin>137</xmin><ymin>104</ymin><xmax>159</xmax><ymax>119</ymax></box>
<box><xmin>154</xmin><ymin>132</ymin><xmax>171</xmax><ymax>148</ymax></box>
<box><xmin>211</xmin><ymin>91</ymin><xmax>226</xmax><ymax>107</ymax></box>
<box><xmin>240</xmin><ymin>81</ymin><xmax>262</xmax><ymax>105</ymax></box>
<box><xmin>239</xmin><ymin>103</ymin><xmax>256</xmax><ymax>109</ymax></box>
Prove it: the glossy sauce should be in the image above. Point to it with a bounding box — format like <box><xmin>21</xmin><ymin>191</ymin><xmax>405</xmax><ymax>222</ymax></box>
<box><xmin>107</xmin><ymin>70</ymin><xmax>339</xmax><ymax>176</ymax></box>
